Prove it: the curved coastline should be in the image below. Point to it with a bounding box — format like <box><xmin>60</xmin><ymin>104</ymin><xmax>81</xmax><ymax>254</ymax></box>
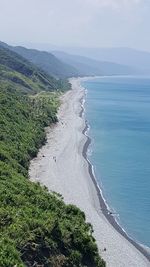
<box><xmin>30</xmin><ymin>79</ymin><xmax>150</xmax><ymax>266</ymax></box>
<box><xmin>79</xmin><ymin>82</ymin><xmax>150</xmax><ymax>262</ymax></box>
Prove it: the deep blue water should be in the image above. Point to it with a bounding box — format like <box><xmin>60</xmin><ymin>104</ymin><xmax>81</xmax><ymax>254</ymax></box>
<box><xmin>82</xmin><ymin>76</ymin><xmax>150</xmax><ymax>247</ymax></box>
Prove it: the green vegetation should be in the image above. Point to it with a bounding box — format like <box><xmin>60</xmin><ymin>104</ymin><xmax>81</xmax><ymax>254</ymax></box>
<box><xmin>0</xmin><ymin>41</ymin><xmax>79</xmax><ymax>78</ymax></box>
<box><xmin>0</xmin><ymin>45</ymin><xmax>71</xmax><ymax>94</ymax></box>
<box><xmin>0</xmin><ymin>47</ymin><xmax>105</xmax><ymax>266</ymax></box>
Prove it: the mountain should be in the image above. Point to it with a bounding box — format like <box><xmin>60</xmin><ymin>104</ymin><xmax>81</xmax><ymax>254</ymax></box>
<box><xmin>52</xmin><ymin>51</ymin><xmax>139</xmax><ymax>76</ymax></box>
<box><xmin>0</xmin><ymin>44</ymin><xmax>69</xmax><ymax>94</ymax></box>
<box><xmin>0</xmin><ymin>41</ymin><xmax>78</xmax><ymax>78</ymax></box>
<box><xmin>1</xmin><ymin>41</ymin><xmax>144</xmax><ymax>77</ymax></box>
<box><xmin>53</xmin><ymin>47</ymin><xmax>150</xmax><ymax>74</ymax></box>
<box><xmin>0</xmin><ymin>43</ymin><xmax>105</xmax><ymax>267</ymax></box>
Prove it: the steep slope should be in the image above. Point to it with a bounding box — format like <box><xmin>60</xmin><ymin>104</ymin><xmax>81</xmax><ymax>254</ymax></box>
<box><xmin>0</xmin><ymin>45</ymin><xmax>105</xmax><ymax>267</ymax></box>
<box><xmin>0</xmin><ymin>41</ymin><xmax>79</xmax><ymax>78</ymax></box>
<box><xmin>52</xmin><ymin>51</ymin><xmax>139</xmax><ymax>76</ymax></box>
<box><xmin>0</xmin><ymin>45</ymin><xmax>70</xmax><ymax>94</ymax></box>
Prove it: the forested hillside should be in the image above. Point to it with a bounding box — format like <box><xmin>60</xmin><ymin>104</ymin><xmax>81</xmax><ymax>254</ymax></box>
<box><xmin>0</xmin><ymin>45</ymin><xmax>71</xmax><ymax>94</ymax></box>
<box><xmin>0</xmin><ymin>45</ymin><xmax>105</xmax><ymax>267</ymax></box>
<box><xmin>0</xmin><ymin>41</ymin><xmax>79</xmax><ymax>78</ymax></box>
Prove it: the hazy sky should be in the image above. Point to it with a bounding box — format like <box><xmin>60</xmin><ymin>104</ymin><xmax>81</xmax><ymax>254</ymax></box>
<box><xmin>0</xmin><ymin>0</ymin><xmax>150</xmax><ymax>51</ymax></box>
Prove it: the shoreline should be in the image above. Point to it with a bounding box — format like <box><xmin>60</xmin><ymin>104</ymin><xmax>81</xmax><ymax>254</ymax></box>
<box><xmin>79</xmin><ymin>85</ymin><xmax>150</xmax><ymax>261</ymax></box>
<box><xmin>29</xmin><ymin>77</ymin><xmax>150</xmax><ymax>267</ymax></box>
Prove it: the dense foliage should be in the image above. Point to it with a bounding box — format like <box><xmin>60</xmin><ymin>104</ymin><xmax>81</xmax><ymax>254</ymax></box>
<box><xmin>0</xmin><ymin>47</ymin><xmax>105</xmax><ymax>266</ymax></box>
<box><xmin>0</xmin><ymin>44</ymin><xmax>71</xmax><ymax>94</ymax></box>
<box><xmin>0</xmin><ymin>41</ymin><xmax>79</xmax><ymax>78</ymax></box>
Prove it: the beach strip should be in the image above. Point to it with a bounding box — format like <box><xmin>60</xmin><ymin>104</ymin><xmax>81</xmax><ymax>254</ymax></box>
<box><xmin>29</xmin><ymin>78</ymin><xmax>150</xmax><ymax>267</ymax></box>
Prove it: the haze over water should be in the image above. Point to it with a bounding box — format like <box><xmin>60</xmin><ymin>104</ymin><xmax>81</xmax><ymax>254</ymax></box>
<box><xmin>83</xmin><ymin>76</ymin><xmax>150</xmax><ymax>247</ymax></box>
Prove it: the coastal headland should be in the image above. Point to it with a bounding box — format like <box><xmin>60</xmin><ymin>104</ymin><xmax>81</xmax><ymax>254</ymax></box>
<box><xmin>29</xmin><ymin>78</ymin><xmax>150</xmax><ymax>267</ymax></box>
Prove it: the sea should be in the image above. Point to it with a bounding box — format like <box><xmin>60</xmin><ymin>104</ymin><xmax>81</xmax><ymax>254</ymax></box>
<box><xmin>82</xmin><ymin>76</ymin><xmax>150</xmax><ymax>248</ymax></box>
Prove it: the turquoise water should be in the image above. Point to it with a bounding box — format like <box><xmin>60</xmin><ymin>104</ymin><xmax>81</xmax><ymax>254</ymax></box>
<box><xmin>82</xmin><ymin>76</ymin><xmax>150</xmax><ymax>247</ymax></box>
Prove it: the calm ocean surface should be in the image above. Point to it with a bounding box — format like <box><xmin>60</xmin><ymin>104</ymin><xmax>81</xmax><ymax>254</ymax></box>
<box><xmin>82</xmin><ymin>76</ymin><xmax>150</xmax><ymax>248</ymax></box>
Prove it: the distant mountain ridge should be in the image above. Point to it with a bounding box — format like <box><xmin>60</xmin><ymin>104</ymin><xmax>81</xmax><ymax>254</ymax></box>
<box><xmin>52</xmin><ymin>51</ymin><xmax>140</xmax><ymax>76</ymax></box>
<box><xmin>1</xmin><ymin>41</ymin><xmax>148</xmax><ymax>78</ymax></box>
<box><xmin>52</xmin><ymin>46</ymin><xmax>150</xmax><ymax>74</ymax></box>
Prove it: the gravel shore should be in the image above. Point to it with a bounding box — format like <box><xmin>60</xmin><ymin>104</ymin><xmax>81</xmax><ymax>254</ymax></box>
<box><xmin>29</xmin><ymin>78</ymin><xmax>150</xmax><ymax>267</ymax></box>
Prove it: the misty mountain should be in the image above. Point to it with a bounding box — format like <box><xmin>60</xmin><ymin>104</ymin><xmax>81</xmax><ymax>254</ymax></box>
<box><xmin>0</xmin><ymin>41</ymin><xmax>79</xmax><ymax>78</ymax></box>
<box><xmin>52</xmin><ymin>51</ymin><xmax>139</xmax><ymax>76</ymax></box>
<box><xmin>53</xmin><ymin>47</ymin><xmax>150</xmax><ymax>74</ymax></box>
<box><xmin>1</xmin><ymin>41</ymin><xmax>146</xmax><ymax>77</ymax></box>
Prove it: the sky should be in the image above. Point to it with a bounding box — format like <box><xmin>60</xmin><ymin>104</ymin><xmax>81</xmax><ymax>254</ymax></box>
<box><xmin>0</xmin><ymin>0</ymin><xmax>150</xmax><ymax>51</ymax></box>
